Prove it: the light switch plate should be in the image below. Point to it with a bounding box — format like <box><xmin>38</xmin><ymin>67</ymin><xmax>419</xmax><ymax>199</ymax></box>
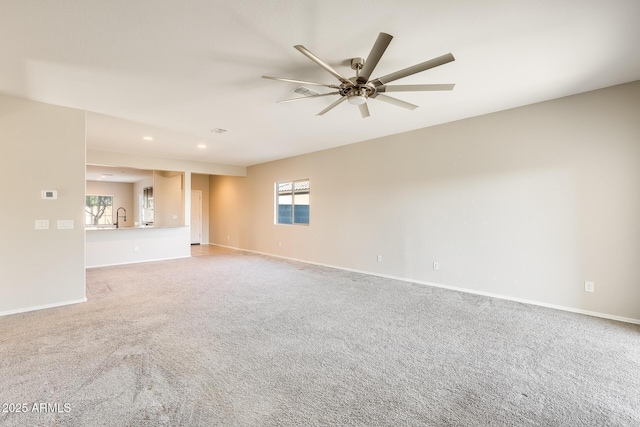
<box><xmin>57</xmin><ymin>220</ymin><xmax>75</xmax><ymax>230</ymax></box>
<box><xmin>35</xmin><ymin>220</ymin><xmax>49</xmax><ymax>230</ymax></box>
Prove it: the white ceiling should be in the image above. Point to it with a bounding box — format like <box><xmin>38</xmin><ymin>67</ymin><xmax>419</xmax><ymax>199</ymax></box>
<box><xmin>2</xmin><ymin>1</ymin><xmax>639</xmax><ymax>167</ymax></box>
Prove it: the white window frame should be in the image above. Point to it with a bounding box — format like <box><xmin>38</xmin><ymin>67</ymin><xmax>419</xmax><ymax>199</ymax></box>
<box><xmin>275</xmin><ymin>179</ymin><xmax>310</xmax><ymax>226</ymax></box>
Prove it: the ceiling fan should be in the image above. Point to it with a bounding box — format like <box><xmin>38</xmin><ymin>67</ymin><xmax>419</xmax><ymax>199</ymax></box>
<box><xmin>262</xmin><ymin>32</ymin><xmax>455</xmax><ymax>118</ymax></box>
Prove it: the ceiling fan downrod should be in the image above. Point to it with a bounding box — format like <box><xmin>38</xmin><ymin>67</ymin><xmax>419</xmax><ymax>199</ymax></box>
<box><xmin>347</xmin><ymin>58</ymin><xmax>370</xmax><ymax>105</ymax></box>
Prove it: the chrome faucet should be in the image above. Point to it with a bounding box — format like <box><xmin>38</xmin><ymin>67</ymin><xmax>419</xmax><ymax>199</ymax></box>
<box><xmin>115</xmin><ymin>207</ymin><xmax>126</xmax><ymax>228</ymax></box>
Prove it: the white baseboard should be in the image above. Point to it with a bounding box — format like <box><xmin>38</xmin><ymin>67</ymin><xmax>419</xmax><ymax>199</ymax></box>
<box><xmin>213</xmin><ymin>244</ymin><xmax>640</xmax><ymax>325</ymax></box>
<box><xmin>0</xmin><ymin>298</ymin><xmax>87</xmax><ymax>317</ymax></box>
<box><xmin>86</xmin><ymin>255</ymin><xmax>191</xmax><ymax>269</ymax></box>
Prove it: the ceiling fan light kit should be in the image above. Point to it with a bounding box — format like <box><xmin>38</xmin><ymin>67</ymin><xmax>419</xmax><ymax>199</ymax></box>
<box><xmin>263</xmin><ymin>32</ymin><xmax>455</xmax><ymax>118</ymax></box>
<box><xmin>347</xmin><ymin>88</ymin><xmax>368</xmax><ymax>105</ymax></box>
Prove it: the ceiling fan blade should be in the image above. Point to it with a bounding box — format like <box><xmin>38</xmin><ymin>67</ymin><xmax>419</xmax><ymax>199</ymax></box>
<box><xmin>317</xmin><ymin>96</ymin><xmax>347</xmax><ymax>116</ymax></box>
<box><xmin>277</xmin><ymin>92</ymin><xmax>340</xmax><ymax>104</ymax></box>
<box><xmin>372</xmin><ymin>94</ymin><xmax>419</xmax><ymax>110</ymax></box>
<box><xmin>357</xmin><ymin>32</ymin><xmax>393</xmax><ymax>84</ymax></box>
<box><xmin>378</xmin><ymin>83</ymin><xmax>455</xmax><ymax>92</ymax></box>
<box><xmin>358</xmin><ymin>103</ymin><xmax>370</xmax><ymax>118</ymax></box>
<box><xmin>294</xmin><ymin>45</ymin><xmax>351</xmax><ymax>84</ymax></box>
<box><xmin>371</xmin><ymin>53</ymin><xmax>455</xmax><ymax>87</ymax></box>
<box><xmin>262</xmin><ymin>75</ymin><xmax>340</xmax><ymax>89</ymax></box>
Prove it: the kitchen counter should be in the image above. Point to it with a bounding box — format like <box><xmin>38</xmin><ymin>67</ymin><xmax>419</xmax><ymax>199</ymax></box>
<box><xmin>85</xmin><ymin>225</ymin><xmax>186</xmax><ymax>231</ymax></box>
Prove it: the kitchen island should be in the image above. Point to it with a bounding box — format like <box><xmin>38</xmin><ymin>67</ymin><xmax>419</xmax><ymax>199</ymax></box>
<box><xmin>86</xmin><ymin>225</ymin><xmax>190</xmax><ymax>268</ymax></box>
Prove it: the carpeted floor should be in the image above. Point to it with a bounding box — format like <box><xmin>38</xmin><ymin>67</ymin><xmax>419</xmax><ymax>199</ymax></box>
<box><xmin>1</xmin><ymin>249</ymin><xmax>639</xmax><ymax>426</ymax></box>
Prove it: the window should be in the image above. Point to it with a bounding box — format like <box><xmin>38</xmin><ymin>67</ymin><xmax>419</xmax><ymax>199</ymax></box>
<box><xmin>85</xmin><ymin>195</ymin><xmax>113</xmax><ymax>226</ymax></box>
<box><xmin>276</xmin><ymin>179</ymin><xmax>309</xmax><ymax>225</ymax></box>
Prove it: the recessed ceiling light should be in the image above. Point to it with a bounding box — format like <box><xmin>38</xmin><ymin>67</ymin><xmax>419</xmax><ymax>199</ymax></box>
<box><xmin>211</xmin><ymin>128</ymin><xmax>227</xmax><ymax>134</ymax></box>
<box><xmin>143</xmin><ymin>136</ymin><xmax>153</xmax><ymax>141</ymax></box>
<box><xmin>197</xmin><ymin>144</ymin><xmax>207</xmax><ymax>149</ymax></box>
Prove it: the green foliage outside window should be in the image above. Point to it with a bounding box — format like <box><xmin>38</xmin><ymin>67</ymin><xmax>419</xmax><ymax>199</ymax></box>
<box><xmin>85</xmin><ymin>195</ymin><xmax>113</xmax><ymax>226</ymax></box>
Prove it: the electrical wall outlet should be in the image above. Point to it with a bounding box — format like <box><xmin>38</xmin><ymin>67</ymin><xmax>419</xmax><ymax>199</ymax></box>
<box><xmin>377</xmin><ymin>255</ymin><xmax>382</xmax><ymax>262</ymax></box>
<box><xmin>584</xmin><ymin>281</ymin><xmax>595</xmax><ymax>293</ymax></box>
<box><xmin>433</xmin><ymin>262</ymin><xmax>439</xmax><ymax>270</ymax></box>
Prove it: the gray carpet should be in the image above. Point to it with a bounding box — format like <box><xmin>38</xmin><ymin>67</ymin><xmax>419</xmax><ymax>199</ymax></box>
<box><xmin>1</xmin><ymin>249</ymin><xmax>639</xmax><ymax>426</ymax></box>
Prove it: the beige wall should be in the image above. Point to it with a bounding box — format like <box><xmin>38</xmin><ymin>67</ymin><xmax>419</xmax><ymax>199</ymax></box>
<box><xmin>210</xmin><ymin>81</ymin><xmax>640</xmax><ymax>322</ymax></box>
<box><xmin>87</xmin><ymin>149</ymin><xmax>246</xmax><ymax>177</ymax></box>
<box><xmin>192</xmin><ymin>174</ymin><xmax>210</xmax><ymax>244</ymax></box>
<box><xmin>209</xmin><ymin>175</ymin><xmax>249</xmax><ymax>248</ymax></box>
<box><xmin>86</xmin><ymin>181</ymin><xmax>134</xmax><ymax>227</ymax></box>
<box><xmin>153</xmin><ymin>171</ymin><xmax>184</xmax><ymax>226</ymax></box>
<box><xmin>0</xmin><ymin>94</ymin><xmax>86</xmax><ymax>315</ymax></box>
